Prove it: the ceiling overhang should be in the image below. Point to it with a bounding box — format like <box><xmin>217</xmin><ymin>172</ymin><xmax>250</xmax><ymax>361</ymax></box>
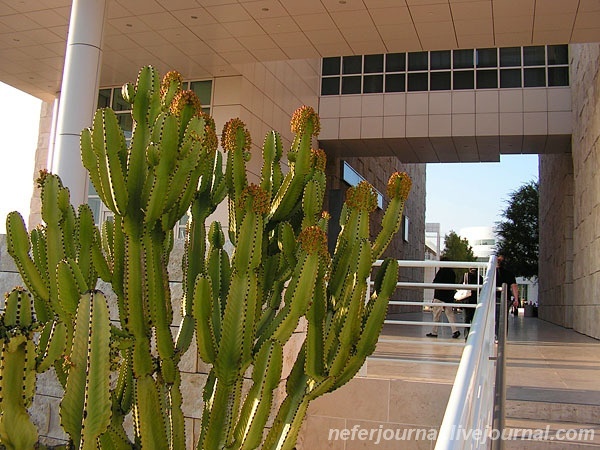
<box><xmin>1</xmin><ymin>0</ymin><xmax>600</xmax><ymax>102</ymax></box>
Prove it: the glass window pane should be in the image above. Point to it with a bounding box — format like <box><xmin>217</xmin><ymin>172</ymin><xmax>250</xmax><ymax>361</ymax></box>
<box><xmin>98</xmin><ymin>89</ymin><xmax>111</xmax><ymax>108</ymax></box>
<box><xmin>548</xmin><ymin>67</ymin><xmax>569</xmax><ymax>86</ymax></box>
<box><xmin>112</xmin><ymin>88</ymin><xmax>130</xmax><ymax>112</ymax></box>
<box><xmin>87</xmin><ymin>197</ymin><xmax>101</xmax><ymax>225</ymax></box>
<box><xmin>476</xmin><ymin>69</ymin><xmax>498</xmax><ymax>89</ymax></box>
<box><xmin>430</xmin><ymin>72</ymin><xmax>451</xmax><ymax>90</ymax></box>
<box><xmin>341</xmin><ymin>76</ymin><xmax>361</xmax><ymax>94</ymax></box>
<box><xmin>342</xmin><ymin>56</ymin><xmax>362</xmax><ymax>74</ymax></box>
<box><xmin>408</xmin><ymin>72</ymin><xmax>428</xmax><ymax>91</ymax></box>
<box><xmin>363</xmin><ymin>75</ymin><xmax>383</xmax><ymax>93</ymax></box>
<box><xmin>453</xmin><ymin>49</ymin><xmax>474</xmax><ymax>69</ymax></box>
<box><xmin>500</xmin><ymin>69</ymin><xmax>521</xmax><ymax>88</ymax></box>
<box><xmin>430</xmin><ymin>50</ymin><xmax>451</xmax><ymax>70</ymax></box>
<box><xmin>88</xmin><ymin>180</ymin><xmax>98</xmax><ymax>195</ymax></box>
<box><xmin>321</xmin><ymin>77</ymin><xmax>340</xmax><ymax>95</ymax></box>
<box><xmin>116</xmin><ymin>113</ymin><xmax>133</xmax><ymax>142</ymax></box>
<box><xmin>453</xmin><ymin>71</ymin><xmax>474</xmax><ymax>89</ymax></box>
<box><xmin>408</xmin><ymin>52</ymin><xmax>428</xmax><ymax>71</ymax></box>
<box><xmin>524</xmin><ymin>68</ymin><xmax>546</xmax><ymax>87</ymax></box>
<box><xmin>364</xmin><ymin>54</ymin><xmax>383</xmax><ymax>73</ymax></box>
<box><xmin>477</xmin><ymin>48</ymin><xmax>497</xmax><ymax>68</ymax></box>
<box><xmin>500</xmin><ymin>47</ymin><xmax>521</xmax><ymax>67</ymax></box>
<box><xmin>322</xmin><ymin>57</ymin><xmax>341</xmax><ymax>75</ymax></box>
<box><xmin>386</xmin><ymin>53</ymin><xmax>405</xmax><ymax>72</ymax></box>
<box><xmin>547</xmin><ymin>45</ymin><xmax>568</xmax><ymax>65</ymax></box>
<box><xmin>523</xmin><ymin>46</ymin><xmax>545</xmax><ymax>66</ymax></box>
<box><xmin>190</xmin><ymin>80</ymin><xmax>212</xmax><ymax>105</ymax></box>
<box><xmin>385</xmin><ymin>74</ymin><xmax>405</xmax><ymax>92</ymax></box>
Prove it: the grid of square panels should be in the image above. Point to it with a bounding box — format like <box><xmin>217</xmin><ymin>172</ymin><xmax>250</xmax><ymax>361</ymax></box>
<box><xmin>321</xmin><ymin>45</ymin><xmax>569</xmax><ymax>96</ymax></box>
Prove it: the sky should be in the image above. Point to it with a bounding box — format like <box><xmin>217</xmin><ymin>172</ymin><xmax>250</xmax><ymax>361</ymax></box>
<box><xmin>0</xmin><ymin>83</ymin><xmax>42</xmax><ymax>233</ymax></box>
<box><xmin>0</xmin><ymin>82</ymin><xmax>538</xmax><ymax>238</ymax></box>
<box><xmin>426</xmin><ymin>155</ymin><xmax>539</xmax><ymax>239</ymax></box>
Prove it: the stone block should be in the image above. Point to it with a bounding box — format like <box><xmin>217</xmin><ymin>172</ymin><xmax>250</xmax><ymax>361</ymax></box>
<box><xmin>388</xmin><ymin>380</ymin><xmax>452</xmax><ymax>427</ymax></box>
<box><xmin>181</xmin><ymin>372</ymin><xmax>207</xmax><ymax>419</ymax></box>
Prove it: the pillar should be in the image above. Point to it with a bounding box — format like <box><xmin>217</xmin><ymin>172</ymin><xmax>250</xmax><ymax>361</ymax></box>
<box><xmin>51</xmin><ymin>0</ymin><xmax>107</xmax><ymax>206</ymax></box>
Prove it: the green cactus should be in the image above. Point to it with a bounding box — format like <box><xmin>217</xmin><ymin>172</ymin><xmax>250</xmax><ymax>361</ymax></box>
<box><xmin>1</xmin><ymin>65</ymin><xmax>411</xmax><ymax>450</ymax></box>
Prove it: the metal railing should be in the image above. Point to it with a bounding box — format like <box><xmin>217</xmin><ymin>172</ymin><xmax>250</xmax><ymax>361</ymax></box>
<box><xmin>367</xmin><ymin>257</ymin><xmax>501</xmax><ymax>449</ymax></box>
<box><xmin>435</xmin><ymin>256</ymin><xmax>499</xmax><ymax>450</ymax></box>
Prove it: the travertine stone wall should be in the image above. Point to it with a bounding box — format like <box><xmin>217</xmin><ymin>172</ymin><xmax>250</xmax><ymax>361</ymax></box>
<box><xmin>538</xmin><ymin>153</ymin><xmax>574</xmax><ymax>328</ymax></box>
<box><xmin>563</xmin><ymin>43</ymin><xmax>600</xmax><ymax>339</ymax></box>
<box><xmin>297</xmin><ymin>377</ymin><xmax>450</xmax><ymax>450</ymax></box>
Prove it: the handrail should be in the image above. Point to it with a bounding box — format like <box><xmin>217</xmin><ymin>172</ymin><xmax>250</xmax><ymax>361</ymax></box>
<box><xmin>435</xmin><ymin>256</ymin><xmax>498</xmax><ymax>450</ymax></box>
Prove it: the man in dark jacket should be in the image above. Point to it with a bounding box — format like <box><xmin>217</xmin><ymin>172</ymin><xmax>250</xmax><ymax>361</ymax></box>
<box><xmin>426</xmin><ymin>258</ymin><xmax>460</xmax><ymax>339</ymax></box>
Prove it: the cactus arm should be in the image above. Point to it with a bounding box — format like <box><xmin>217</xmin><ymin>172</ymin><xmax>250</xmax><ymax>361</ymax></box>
<box><xmin>193</xmin><ymin>275</ymin><xmax>217</xmax><ymax>364</ymax></box>
<box><xmin>75</xmin><ymin>204</ymin><xmax>99</xmax><ymax>288</ymax></box>
<box><xmin>56</xmin><ymin>258</ymin><xmax>87</xmax><ymax>319</ymax></box>
<box><xmin>142</xmin><ymin>228</ymin><xmax>176</xmax><ymax>384</ymax></box>
<box><xmin>6</xmin><ymin>212</ymin><xmax>50</xmax><ymax>305</ymax></box>
<box><xmin>134</xmin><ymin>375</ymin><xmax>169</xmax><ymax>450</ymax></box>
<box><xmin>0</xmin><ymin>288</ymin><xmax>38</xmax><ymax>450</ymax></box>
<box><xmin>231</xmin><ymin>339</ymin><xmax>283</xmax><ymax>450</ymax></box>
<box><xmin>60</xmin><ymin>291</ymin><xmax>112</xmax><ymax>450</ymax></box>
<box><xmin>36</xmin><ymin>320</ymin><xmax>67</xmax><ymax>373</ymax></box>
<box><xmin>305</xmin><ymin>265</ymin><xmax>327</xmax><ymax>381</ymax></box>
<box><xmin>371</xmin><ymin>172</ymin><xmax>412</xmax><ymax>261</ymax></box>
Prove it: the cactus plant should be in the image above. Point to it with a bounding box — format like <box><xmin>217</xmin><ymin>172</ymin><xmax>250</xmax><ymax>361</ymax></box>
<box><xmin>0</xmin><ymin>65</ymin><xmax>412</xmax><ymax>450</ymax></box>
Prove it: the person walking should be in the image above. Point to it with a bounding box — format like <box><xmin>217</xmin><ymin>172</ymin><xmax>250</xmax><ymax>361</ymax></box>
<box><xmin>426</xmin><ymin>258</ymin><xmax>460</xmax><ymax>339</ymax></box>
<box><xmin>463</xmin><ymin>267</ymin><xmax>484</xmax><ymax>339</ymax></box>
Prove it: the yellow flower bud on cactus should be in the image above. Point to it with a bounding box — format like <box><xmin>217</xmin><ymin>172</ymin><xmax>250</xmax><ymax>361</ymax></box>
<box><xmin>160</xmin><ymin>70</ymin><xmax>183</xmax><ymax>97</ymax></box>
<box><xmin>222</xmin><ymin>118</ymin><xmax>252</xmax><ymax>153</ymax></box>
<box><xmin>290</xmin><ymin>105</ymin><xmax>320</xmax><ymax>136</ymax></box>
<box><xmin>386</xmin><ymin>172</ymin><xmax>412</xmax><ymax>202</ymax></box>
<box><xmin>239</xmin><ymin>184</ymin><xmax>270</xmax><ymax>215</ymax></box>
<box><xmin>346</xmin><ymin>181</ymin><xmax>378</xmax><ymax>212</ymax></box>
<box><xmin>170</xmin><ymin>90</ymin><xmax>202</xmax><ymax>117</ymax></box>
<box><xmin>298</xmin><ymin>225</ymin><xmax>328</xmax><ymax>257</ymax></box>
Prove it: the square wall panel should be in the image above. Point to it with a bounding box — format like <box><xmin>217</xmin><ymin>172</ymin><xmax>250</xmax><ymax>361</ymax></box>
<box><xmin>499</xmin><ymin>112</ymin><xmax>524</xmax><ymax>135</ymax></box>
<box><xmin>547</xmin><ymin>87</ymin><xmax>572</xmax><ymax>112</ymax></box>
<box><xmin>318</xmin><ymin>96</ymin><xmax>340</xmax><ymax>118</ymax></box>
<box><xmin>383</xmin><ymin>115</ymin><xmax>406</xmax><ymax>138</ymax></box>
<box><xmin>384</xmin><ymin>93</ymin><xmax>406</xmax><ymax>116</ymax></box>
<box><xmin>361</xmin><ymin>94</ymin><xmax>384</xmax><ymax>117</ymax></box>
<box><xmin>429</xmin><ymin>92</ymin><xmax>452</xmax><ymax>114</ymax></box>
<box><xmin>213</xmin><ymin>76</ymin><xmax>242</xmax><ymax>106</ymax></box>
<box><xmin>499</xmin><ymin>89</ymin><xmax>523</xmax><ymax>113</ymax></box>
<box><xmin>452</xmin><ymin>91</ymin><xmax>475</xmax><ymax>113</ymax></box>
<box><xmin>406</xmin><ymin>92</ymin><xmax>429</xmax><ymax>115</ymax></box>
<box><xmin>524</xmin><ymin>111</ymin><xmax>548</xmax><ymax>134</ymax></box>
<box><xmin>476</xmin><ymin>112</ymin><xmax>499</xmax><ymax>135</ymax></box>
<box><xmin>475</xmin><ymin>90</ymin><xmax>499</xmax><ymax>113</ymax></box>
<box><xmin>361</xmin><ymin>116</ymin><xmax>383</xmax><ymax>138</ymax></box>
<box><xmin>548</xmin><ymin>111</ymin><xmax>572</xmax><ymax>134</ymax></box>
<box><xmin>523</xmin><ymin>88</ymin><xmax>548</xmax><ymax>112</ymax></box>
<box><xmin>452</xmin><ymin>113</ymin><xmax>475</xmax><ymax>135</ymax></box>
<box><xmin>429</xmin><ymin>114</ymin><xmax>451</xmax><ymax>137</ymax></box>
<box><xmin>340</xmin><ymin>117</ymin><xmax>361</xmax><ymax>138</ymax></box>
<box><xmin>406</xmin><ymin>115</ymin><xmax>428</xmax><ymax>137</ymax></box>
<box><xmin>339</xmin><ymin>95</ymin><xmax>362</xmax><ymax>118</ymax></box>
<box><xmin>319</xmin><ymin>118</ymin><xmax>340</xmax><ymax>139</ymax></box>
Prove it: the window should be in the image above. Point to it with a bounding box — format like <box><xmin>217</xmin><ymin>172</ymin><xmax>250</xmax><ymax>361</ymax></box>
<box><xmin>342</xmin><ymin>161</ymin><xmax>383</xmax><ymax>209</ymax></box>
<box><xmin>477</xmin><ymin>48</ymin><xmax>497</xmax><ymax>68</ymax></box>
<box><xmin>343</xmin><ymin>55</ymin><xmax>362</xmax><ymax>74</ymax></box>
<box><xmin>320</xmin><ymin>45</ymin><xmax>569</xmax><ymax>95</ymax></box>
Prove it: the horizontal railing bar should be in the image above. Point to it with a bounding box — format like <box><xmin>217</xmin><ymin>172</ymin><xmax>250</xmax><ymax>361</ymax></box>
<box><xmin>373</xmin><ymin>259</ymin><xmax>488</xmax><ymax>269</ymax></box>
<box><xmin>377</xmin><ymin>338</ymin><xmax>467</xmax><ymax>347</ymax></box>
<box><xmin>384</xmin><ymin>320</ymin><xmax>471</xmax><ymax>328</ymax></box>
<box><xmin>388</xmin><ymin>301</ymin><xmax>477</xmax><ymax>307</ymax></box>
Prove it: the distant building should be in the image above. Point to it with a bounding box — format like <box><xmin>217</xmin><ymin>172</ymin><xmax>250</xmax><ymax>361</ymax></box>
<box><xmin>459</xmin><ymin>226</ymin><xmax>496</xmax><ymax>262</ymax></box>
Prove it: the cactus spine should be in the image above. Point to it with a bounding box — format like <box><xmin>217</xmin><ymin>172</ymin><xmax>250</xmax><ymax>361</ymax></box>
<box><xmin>1</xmin><ymin>65</ymin><xmax>412</xmax><ymax>450</ymax></box>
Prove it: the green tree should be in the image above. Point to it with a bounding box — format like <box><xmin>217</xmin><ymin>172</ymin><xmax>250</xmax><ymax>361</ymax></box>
<box><xmin>441</xmin><ymin>231</ymin><xmax>476</xmax><ymax>262</ymax></box>
<box><xmin>495</xmin><ymin>180</ymin><xmax>539</xmax><ymax>279</ymax></box>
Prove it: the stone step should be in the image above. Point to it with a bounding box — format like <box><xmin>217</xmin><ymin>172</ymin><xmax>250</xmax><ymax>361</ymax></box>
<box><xmin>502</xmin><ymin>418</ymin><xmax>600</xmax><ymax>449</ymax></box>
<box><xmin>506</xmin><ymin>387</ymin><xmax>600</xmax><ymax>425</ymax></box>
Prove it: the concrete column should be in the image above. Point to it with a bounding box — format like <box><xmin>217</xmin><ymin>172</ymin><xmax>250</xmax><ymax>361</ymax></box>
<box><xmin>51</xmin><ymin>0</ymin><xmax>107</xmax><ymax>206</ymax></box>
